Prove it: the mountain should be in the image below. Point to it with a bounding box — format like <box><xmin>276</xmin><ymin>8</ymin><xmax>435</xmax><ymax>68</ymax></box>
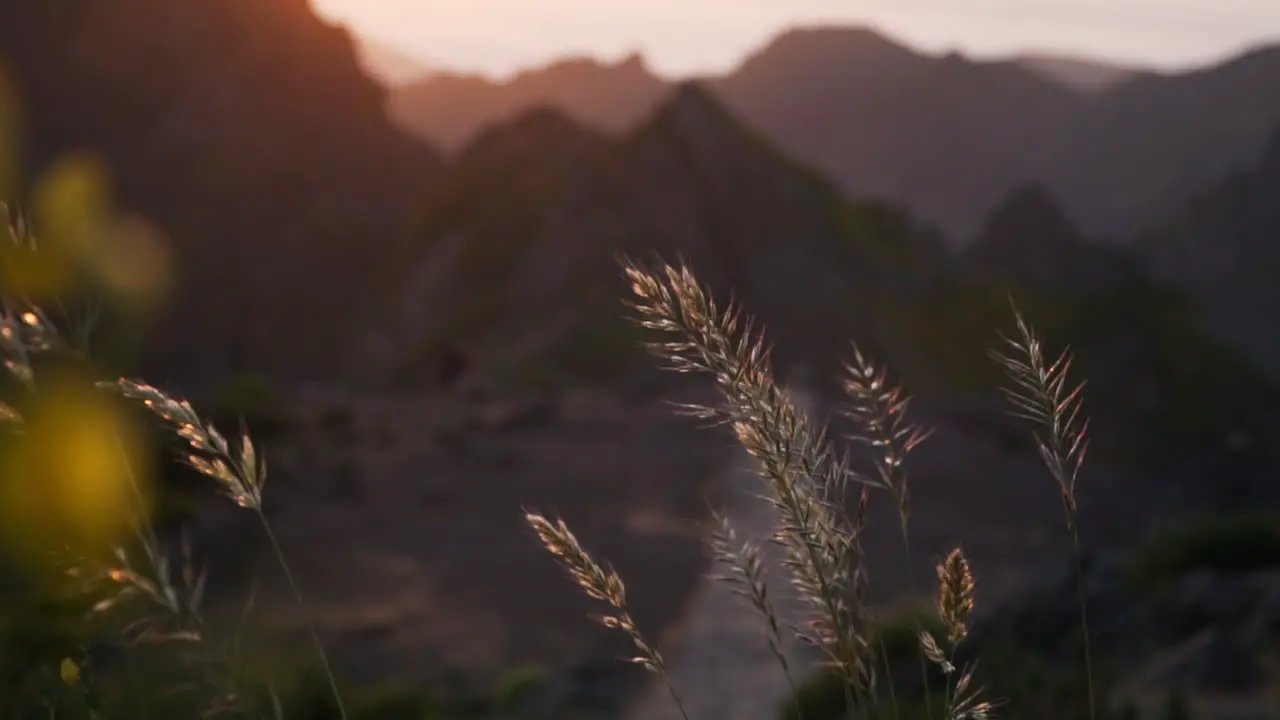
<box><xmin>711</xmin><ymin>27</ymin><xmax>1280</xmax><ymax>239</ymax></box>
<box><xmin>385</xmin><ymin>81</ymin><xmax>950</xmax><ymax>389</ymax></box>
<box><xmin>965</xmin><ymin>183</ymin><xmax>1137</xmax><ymax>295</ymax></box>
<box><xmin>389</xmin><ymin>53</ymin><xmax>669</xmax><ymax>154</ymax></box>
<box><xmin>1044</xmin><ymin>45</ymin><xmax>1280</xmax><ymax>235</ymax></box>
<box><xmin>389</xmin><ymin>26</ymin><xmax>1280</xmax><ymax>241</ymax></box>
<box><xmin>1014</xmin><ymin>53</ymin><xmax>1145</xmax><ymax>92</ymax></box>
<box><xmin>387</xmin><ymin>85</ymin><xmax>1276</xmax><ymax>478</ymax></box>
<box><xmin>708</xmin><ymin>27</ymin><xmax>1083</xmax><ymax>239</ymax></box>
<box><xmin>0</xmin><ymin>0</ymin><xmax>442</xmax><ymax>383</ymax></box>
<box><xmin>355</xmin><ymin>38</ymin><xmax>434</xmax><ymax>87</ymax></box>
<box><xmin>1142</xmin><ymin>127</ymin><xmax>1280</xmax><ymax>377</ymax></box>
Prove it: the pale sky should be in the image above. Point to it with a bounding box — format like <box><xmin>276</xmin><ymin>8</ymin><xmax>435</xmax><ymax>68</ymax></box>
<box><xmin>311</xmin><ymin>0</ymin><xmax>1280</xmax><ymax>79</ymax></box>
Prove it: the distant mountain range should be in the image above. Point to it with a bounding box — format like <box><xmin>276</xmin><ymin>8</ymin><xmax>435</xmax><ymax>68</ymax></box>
<box><xmin>389</xmin><ymin>53</ymin><xmax>668</xmax><ymax>154</ymax></box>
<box><xmin>4</xmin><ymin>0</ymin><xmax>1277</xmax><ymax>422</ymax></box>
<box><xmin>381</xmin><ymin>83</ymin><xmax>1280</xmax><ymax>500</ymax></box>
<box><xmin>389</xmin><ymin>26</ymin><xmax>1280</xmax><ymax>240</ymax></box>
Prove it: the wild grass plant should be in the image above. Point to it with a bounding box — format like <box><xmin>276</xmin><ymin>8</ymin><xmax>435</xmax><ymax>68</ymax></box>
<box><xmin>0</xmin><ymin>188</ymin><xmax>347</xmax><ymax>716</ymax></box>
<box><xmin>527</xmin><ymin>259</ymin><xmax>1102</xmax><ymax>720</ymax></box>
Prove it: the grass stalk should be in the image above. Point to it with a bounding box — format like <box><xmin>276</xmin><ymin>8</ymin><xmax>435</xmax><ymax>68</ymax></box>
<box><xmin>257</xmin><ymin>510</ymin><xmax>348</xmax><ymax>720</ymax></box>
<box><xmin>991</xmin><ymin>303</ymin><xmax>1096</xmax><ymax>720</ymax></box>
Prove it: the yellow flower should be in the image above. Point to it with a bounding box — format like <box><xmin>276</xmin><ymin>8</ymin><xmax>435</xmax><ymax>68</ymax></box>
<box><xmin>59</xmin><ymin>657</ymin><xmax>81</xmax><ymax>686</ymax></box>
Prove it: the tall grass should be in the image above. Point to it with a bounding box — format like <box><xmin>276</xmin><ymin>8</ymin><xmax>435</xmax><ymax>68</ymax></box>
<box><xmin>0</xmin><ymin>205</ymin><xmax>346</xmax><ymax>717</ymax></box>
<box><xmin>527</xmin><ymin>259</ymin><xmax>1099</xmax><ymax>720</ymax></box>
<box><xmin>4</xmin><ymin>229</ymin><xmax>1104</xmax><ymax>717</ymax></box>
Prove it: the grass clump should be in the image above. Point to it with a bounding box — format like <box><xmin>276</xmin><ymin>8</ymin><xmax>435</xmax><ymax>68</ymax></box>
<box><xmin>525</xmin><ymin>258</ymin><xmax>1109</xmax><ymax>720</ymax></box>
<box><xmin>0</xmin><ymin>163</ymin><xmax>345</xmax><ymax>714</ymax></box>
<box><xmin>1128</xmin><ymin>513</ymin><xmax>1280</xmax><ymax>592</ymax></box>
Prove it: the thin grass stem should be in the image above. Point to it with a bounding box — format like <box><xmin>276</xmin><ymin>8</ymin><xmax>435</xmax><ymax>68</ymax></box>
<box><xmin>256</xmin><ymin>511</ymin><xmax>348</xmax><ymax>720</ymax></box>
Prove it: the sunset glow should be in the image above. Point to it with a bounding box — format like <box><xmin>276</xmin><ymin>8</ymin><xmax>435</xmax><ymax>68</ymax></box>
<box><xmin>311</xmin><ymin>0</ymin><xmax>1280</xmax><ymax>78</ymax></box>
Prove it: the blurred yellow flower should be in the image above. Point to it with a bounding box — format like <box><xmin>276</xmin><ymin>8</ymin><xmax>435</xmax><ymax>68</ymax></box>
<box><xmin>59</xmin><ymin>657</ymin><xmax>81</xmax><ymax>687</ymax></box>
<box><xmin>0</xmin><ymin>377</ymin><xmax>154</xmax><ymax>559</ymax></box>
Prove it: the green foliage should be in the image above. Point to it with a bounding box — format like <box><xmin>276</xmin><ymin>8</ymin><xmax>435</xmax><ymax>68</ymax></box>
<box><xmin>832</xmin><ymin>199</ymin><xmax>923</xmax><ymax>270</ymax></box>
<box><xmin>1128</xmin><ymin>513</ymin><xmax>1280</xmax><ymax>592</ymax></box>
<box><xmin>514</xmin><ymin>311</ymin><xmax>641</xmax><ymax>389</ymax></box>
<box><xmin>970</xmin><ymin>635</ymin><xmax>1131</xmax><ymax>720</ymax></box>
<box><xmin>492</xmin><ymin>663</ymin><xmax>549</xmax><ymax>714</ymax></box>
<box><xmin>873</xmin><ymin>265</ymin><xmax>1279</xmax><ymax>470</ymax></box>
<box><xmin>262</xmin><ymin>666</ymin><xmax>437</xmax><ymax>720</ymax></box>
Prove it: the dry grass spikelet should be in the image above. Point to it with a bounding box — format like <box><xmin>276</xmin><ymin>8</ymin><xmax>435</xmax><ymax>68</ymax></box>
<box><xmin>622</xmin><ymin>258</ymin><xmax>878</xmax><ymax>695</ymax></box>
<box><xmin>936</xmin><ymin>548</ymin><xmax>975</xmax><ymax>646</ymax></box>
<box><xmin>525</xmin><ymin>510</ymin><xmax>690</xmax><ymax>719</ymax></box>
<box><xmin>839</xmin><ymin>345</ymin><xmax>931</xmax><ymax>527</ymax></box>
<box><xmin>989</xmin><ymin>305</ymin><xmax>1090</xmax><ymax>518</ymax></box>
<box><xmin>102</xmin><ymin>378</ymin><xmax>266</xmax><ymax>510</ymax></box>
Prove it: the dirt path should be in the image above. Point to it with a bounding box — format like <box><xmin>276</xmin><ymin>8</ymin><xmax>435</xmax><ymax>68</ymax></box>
<box><xmin>627</xmin><ymin>385</ymin><xmax>823</xmax><ymax>720</ymax></box>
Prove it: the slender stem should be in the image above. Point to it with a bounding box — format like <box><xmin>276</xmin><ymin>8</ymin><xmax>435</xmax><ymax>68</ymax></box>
<box><xmin>664</xmin><ymin>679</ymin><xmax>691</xmax><ymax>720</ymax></box>
<box><xmin>769</xmin><ymin>637</ymin><xmax>803</xmax><ymax>720</ymax></box>
<box><xmin>112</xmin><ymin>432</ymin><xmax>167</xmax><ymax>592</ymax></box>
<box><xmin>1063</xmin><ymin>502</ymin><xmax>1097</xmax><ymax>720</ymax></box>
<box><xmin>256</xmin><ymin>511</ymin><xmax>348</xmax><ymax>720</ymax></box>
<box><xmin>897</xmin><ymin>525</ymin><xmax>934</xmax><ymax>720</ymax></box>
<box><xmin>942</xmin><ymin>649</ymin><xmax>957</xmax><ymax>719</ymax></box>
<box><xmin>875</xmin><ymin>633</ymin><xmax>900</xmax><ymax>720</ymax></box>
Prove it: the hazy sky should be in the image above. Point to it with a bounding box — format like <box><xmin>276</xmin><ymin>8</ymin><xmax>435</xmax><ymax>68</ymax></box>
<box><xmin>311</xmin><ymin>0</ymin><xmax>1280</xmax><ymax>78</ymax></box>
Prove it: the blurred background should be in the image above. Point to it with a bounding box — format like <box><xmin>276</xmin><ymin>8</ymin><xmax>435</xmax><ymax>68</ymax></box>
<box><xmin>0</xmin><ymin>1</ymin><xmax>1279</xmax><ymax>717</ymax></box>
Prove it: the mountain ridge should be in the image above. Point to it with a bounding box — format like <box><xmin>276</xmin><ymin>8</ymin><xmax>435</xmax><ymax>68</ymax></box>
<box><xmin>390</xmin><ymin>25</ymin><xmax>1280</xmax><ymax>241</ymax></box>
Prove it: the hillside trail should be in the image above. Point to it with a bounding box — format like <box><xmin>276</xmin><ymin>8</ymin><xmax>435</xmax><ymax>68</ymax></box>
<box><xmin>626</xmin><ymin>382</ymin><xmax>824</xmax><ymax>720</ymax></box>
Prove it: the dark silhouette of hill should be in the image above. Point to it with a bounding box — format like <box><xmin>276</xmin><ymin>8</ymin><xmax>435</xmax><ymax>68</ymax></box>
<box><xmin>1143</xmin><ymin>127</ymin><xmax>1280</xmax><ymax>376</ymax></box>
<box><xmin>389</xmin><ymin>53</ymin><xmax>669</xmax><ymax>154</ymax></box>
<box><xmin>0</xmin><ymin>0</ymin><xmax>442</xmax><ymax>383</ymax></box>
<box><xmin>965</xmin><ymin>183</ymin><xmax>1139</xmax><ymax>295</ymax></box>
<box><xmin>387</xmin><ymin>86</ymin><xmax>1276</xmax><ymax>487</ymax></box>
<box><xmin>708</xmin><ymin>27</ymin><xmax>1084</xmax><ymax>240</ymax></box>
<box><xmin>385</xmin><ymin>82</ymin><xmax>953</xmax><ymax>390</ymax></box>
<box><xmin>390</xmin><ymin>25</ymin><xmax>1280</xmax><ymax>241</ymax></box>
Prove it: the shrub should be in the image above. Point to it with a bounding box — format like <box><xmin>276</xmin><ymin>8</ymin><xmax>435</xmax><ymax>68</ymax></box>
<box><xmin>1128</xmin><ymin>513</ymin><xmax>1280</xmax><ymax>592</ymax></box>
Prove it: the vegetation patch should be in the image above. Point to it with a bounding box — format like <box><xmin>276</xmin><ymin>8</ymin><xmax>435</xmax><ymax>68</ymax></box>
<box><xmin>1128</xmin><ymin>513</ymin><xmax>1280</xmax><ymax>592</ymax></box>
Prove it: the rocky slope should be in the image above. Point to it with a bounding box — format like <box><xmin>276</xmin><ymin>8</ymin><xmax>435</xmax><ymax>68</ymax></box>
<box><xmin>386</xmin><ymin>82</ymin><xmax>955</xmax><ymax>392</ymax></box>
<box><xmin>388</xmin><ymin>81</ymin><xmax>1280</xmax><ymax>521</ymax></box>
<box><xmin>0</xmin><ymin>0</ymin><xmax>442</xmax><ymax>383</ymax></box>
